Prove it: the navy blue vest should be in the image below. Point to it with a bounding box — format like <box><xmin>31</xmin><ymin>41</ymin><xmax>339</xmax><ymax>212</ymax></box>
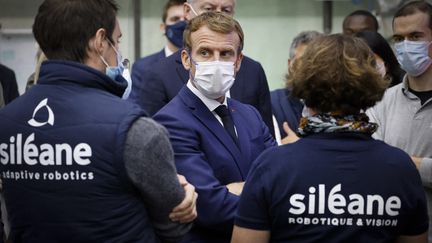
<box><xmin>0</xmin><ymin>60</ymin><xmax>158</xmax><ymax>242</ymax></box>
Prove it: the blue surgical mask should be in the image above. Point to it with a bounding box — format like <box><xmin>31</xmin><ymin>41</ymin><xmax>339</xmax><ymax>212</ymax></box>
<box><xmin>100</xmin><ymin>40</ymin><xmax>124</xmax><ymax>80</ymax></box>
<box><xmin>100</xmin><ymin>40</ymin><xmax>132</xmax><ymax>99</ymax></box>
<box><xmin>165</xmin><ymin>21</ymin><xmax>187</xmax><ymax>48</ymax></box>
<box><xmin>395</xmin><ymin>40</ymin><xmax>432</xmax><ymax>77</ymax></box>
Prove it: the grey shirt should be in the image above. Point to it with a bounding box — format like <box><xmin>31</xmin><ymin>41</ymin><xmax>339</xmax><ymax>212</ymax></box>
<box><xmin>366</xmin><ymin>77</ymin><xmax>432</xmax><ymax>240</ymax></box>
<box><xmin>124</xmin><ymin>117</ymin><xmax>191</xmax><ymax>242</ymax></box>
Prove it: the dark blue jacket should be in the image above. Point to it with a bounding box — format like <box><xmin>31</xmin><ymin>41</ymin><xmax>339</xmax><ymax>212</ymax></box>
<box><xmin>154</xmin><ymin>86</ymin><xmax>276</xmax><ymax>243</ymax></box>
<box><xmin>130</xmin><ymin>49</ymin><xmax>165</xmax><ymax>104</ymax></box>
<box><xmin>271</xmin><ymin>88</ymin><xmax>303</xmax><ymax>137</ymax></box>
<box><xmin>136</xmin><ymin>50</ymin><xmax>274</xmax><ymax>135</ymax></box>
<box><xmin>0</xmin><ymin>63</ymin><xmax>19</xmax><ymax>104</ymax></box>
<box><xmin>0</xmin><ymin>60</ymin><xmax>159</xmax><ymax>243</ymax></box>
<box><xmin>236</xmin><ymin>132</ymin><xmax>429</xmax><ymax>242</ymax></box>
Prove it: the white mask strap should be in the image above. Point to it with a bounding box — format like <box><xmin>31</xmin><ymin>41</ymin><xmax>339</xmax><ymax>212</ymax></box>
<box><xmin>187</xmin><ymin>3</ymin><xmax>199</xmax><ymax>17</ymax></box>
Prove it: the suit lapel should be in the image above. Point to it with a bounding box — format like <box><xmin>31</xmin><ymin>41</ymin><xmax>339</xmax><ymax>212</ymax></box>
<box><xmin>228</xmin><ymin>99</ymin><xmax>252</xmax><ymax>178</ymax></box>
<box><xmin>179</xmin><ymin>88</ymin><xmax>246</xmax><ymax>177</ymax></box>
<box><xmin>280</xmin><ymin>91</ymin><xmax>303</xmax><ymax>130</ymax></box>
<box><xmin>158</xmin><ymin>49</ymin><xmax>166</xmax><ymax>59</ymax></box>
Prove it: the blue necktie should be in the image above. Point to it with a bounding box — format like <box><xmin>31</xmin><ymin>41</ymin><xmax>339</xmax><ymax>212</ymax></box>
<box><xmin>214</xmin><ymin>105</ymin><xmax>239</xmax><ymax>147</ymax></box>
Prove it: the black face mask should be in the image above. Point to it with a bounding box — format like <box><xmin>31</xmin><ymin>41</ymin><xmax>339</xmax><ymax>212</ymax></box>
<box><xmin>165</xmin><ymin>21</ymin><xmax>187</xmax><ymax>48</ymax></box>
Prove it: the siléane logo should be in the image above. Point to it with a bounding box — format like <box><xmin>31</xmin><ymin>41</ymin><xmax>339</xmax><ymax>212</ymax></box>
<box><xmin>28</xmin><ymin>98</ymin><xmax>54</xmax><ymax>127</ymax></box>
<box><xmin>288</xmin><ymin>184</ymin><xmax>401</xmax><ymax>227</ymax></box>
<box><xmin>0</xmin><ymin>98</ymin><xmax>94</xmax><ymax>181</ymax></box>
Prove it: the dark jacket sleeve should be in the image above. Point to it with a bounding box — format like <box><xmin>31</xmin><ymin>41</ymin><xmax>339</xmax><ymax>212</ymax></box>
<box><xmin>0</xmin><ymin>83</ymin><xmax>5</xmax><ymax>108</ymax></box>
<box><xmin>0</xmin><ymin>64</ymin><xmax>19</xmax><ymax>104</ymax></box>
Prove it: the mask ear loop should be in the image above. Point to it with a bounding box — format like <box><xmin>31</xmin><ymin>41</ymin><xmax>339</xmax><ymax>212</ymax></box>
<box><xmin>187</xmin><ymin>51</ymin><xmax>198</xmax><ymax>81</ymax></box>
<box><xmin>97</xmin><ymin>37</ymin><xmax>118</xmax><ymax>68</ymax></box>
<box><xmin>106</xmin><ymin>39</ymin><xmax>121</xmax><ymax>57</ymax></box>
<box><xmin>93</xmin><ymin>36</ymin><xmax>110</xmax><ymax>68</ymax></box>
<box><xmin>97</xmin><ymin>41</ymin><xmax>110</xmax><ymax>68</ymax></box>
<box><xmin>186</xmin><ymin>3</ymin><xmax>199</xmax><ymax>17</ymax></box>
<box><xmin>99</xmin><ymin>55</ymin><xmax>110</xmax><ymax>68</ymax></box>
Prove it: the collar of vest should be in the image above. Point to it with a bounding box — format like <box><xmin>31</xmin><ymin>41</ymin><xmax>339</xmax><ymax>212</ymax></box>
<box><xmin>37</xmin><ymin>60</ymin><xmax>126</xmax><ymax>97</ymax></box>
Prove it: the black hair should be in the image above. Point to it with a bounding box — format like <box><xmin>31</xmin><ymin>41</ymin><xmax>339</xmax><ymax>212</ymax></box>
<box><xmin>162</xmin><ymin>0</ymin><xmax>186</xmax><ymax>23</ymax></box>
<box><xmin>33</xmin><ymin>0</ymin><xmax>119</xmax><ymax>63</ymax></box>
<box><xmin>355</xmin><ymin>31</ymin><xmax>405</xmax><ymax>87</ymax></box>
<box><xmin>343</xmin><ymin>10</ymin><xmax>379</xmax><ymax>31</ymax></box>
<box><xmin>393</xmin><ymin>1</ymin><xmax>432</xmax><ymax>30</ymax></box>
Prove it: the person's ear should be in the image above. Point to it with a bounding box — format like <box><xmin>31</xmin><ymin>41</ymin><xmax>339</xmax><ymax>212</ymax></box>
<box><xmin>234</xmin><ymin>52</ymin><xmax>244</xmax><ymax>72</ymax></box>
<box><xmin>181</xmin><ymin>49</ymin><xmax>191</xmax><ymax>70</ymax></box>
<box><xmin>92</xmin><ymin>28</ymin><xmax>107</xmax><ymax>55</ymax></box>
<box><xmin>160</xmin><ymin>22</ymin><xmax>166</xmax><ymax>35</ymax></box>
<box><xmin>184</xmin><ymin>2</ymin><xmax>193</xmax><ymax>21</ymax></box>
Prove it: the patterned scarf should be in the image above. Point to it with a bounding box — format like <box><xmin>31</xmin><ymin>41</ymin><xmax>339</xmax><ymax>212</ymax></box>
<box><xmin>297</xmin><ymin>113</ymin><xmax>378</xmax><ymax>137</ymax></box>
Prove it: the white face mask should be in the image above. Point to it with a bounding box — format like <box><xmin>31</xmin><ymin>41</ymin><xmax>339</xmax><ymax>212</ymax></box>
<box><xmin>301</xmin><ymin>105</ymin><xmax>313</xmax><ymax>118</ymax></box>
<box><xmin>121</xmin><ymin>67</ymin><xmax>132</xmax><ymax>99</ymax></box>
<box><xmin>191</xmin><ymin>60</ymin><xmax>236</xmax><ymax>99</ymax></box>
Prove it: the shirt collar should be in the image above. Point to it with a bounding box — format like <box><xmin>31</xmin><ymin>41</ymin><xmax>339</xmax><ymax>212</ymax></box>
<box><xmin>164</xmin><ymin>45</ymin><xmax>174</xmax><ymax>57</ymax></box>
<box><xmin>186</xmin><ymin>80</ymin><xmax>227</xmax><ymax>111</ymax></box>
<box><xmin>401</xmin><ymin>74</ymin><xmax>424</xmax><ymax>100</ymax></box>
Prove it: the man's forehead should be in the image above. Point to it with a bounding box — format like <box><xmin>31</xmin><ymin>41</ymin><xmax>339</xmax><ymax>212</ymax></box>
<box><xmin>167</xmin><ymin>4</ymin><xmax>183</xmax><ymax>14</ymax></box>
<box><xmin>346</xmin><ymin>15</ymin><xmax>374</xmax><ymax>27</ymax></box>
<box><xmin>394</xmin><ymin>12</ymin><xmax>430</xmax><ymax>33</ymax></box>
<box><xmin>195</xmin><ymin>0</ymin><xmax>235</xmax><ymax>7</ymax></box>
<box><xmin>191</xmin><ymin>26</ymin><xmax>239</xmax><ymax>48</ymax></box>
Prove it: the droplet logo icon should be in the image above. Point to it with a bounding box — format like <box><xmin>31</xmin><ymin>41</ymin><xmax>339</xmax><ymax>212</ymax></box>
<box><xmin>27</xmin><ymin>98</ymin><xmax>54</xmax><ymax>127</ymax></box>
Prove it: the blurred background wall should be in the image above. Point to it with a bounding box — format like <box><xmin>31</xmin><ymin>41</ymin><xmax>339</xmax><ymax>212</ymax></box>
<box><xmin>0</xmin><ymin>0</ymin><xmax>416</xmax><ymax>93</ymax></box>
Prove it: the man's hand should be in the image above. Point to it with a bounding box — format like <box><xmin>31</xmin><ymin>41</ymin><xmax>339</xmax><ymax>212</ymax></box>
<box><xmin>226</xmin><ymin>182</ymin><xmax>245</xmax><ymax>196</ymax></box>
<box><xmin>169</xmin><ymin>174</ymin><xmax>198</xmax><ymax>223</ymax></box>
<box><xmin>411</xmin><ymin>156</ymin><xmax>423</xmax><ymax>170</ymax></box>
<box><xmin>281</xmin><ymin>122</ymin><xmax>299</xmax><ymax>145</ymax></box>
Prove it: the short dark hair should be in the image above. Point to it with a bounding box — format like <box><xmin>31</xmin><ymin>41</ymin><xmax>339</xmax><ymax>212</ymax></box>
<box><xmin>288</xmin><ymin>34</ymin><xmax>388</xmax><ymax>115</ymax></box>
<box><xmin>393</xmin><ymin>1</ymin><xmax>432</xmax><ymax>30</ymax></box>
<box><xmin>33</xmin><ymin>0</ymin><xmax>119</xmax><ymax>63</ymax></box>
<box><xmin>355</xmin><ymin>31</ymin><xmax>405</xmax><ymax>87</ymax></box>
<box><xmin>343</xmin><ymin>10</ymin><xmax>379</xmax><ymax>31</ymax></box>
<box><xmin>183</xmin><ymin>12</ymin><xmax>244</xmax><ymax>53</ymax></box>
<box><xmin>289</xmin><ymin>31</ymin><xmax>323</xmax><ymax>59</ymax></box>
<box><xmin>162</xmin><ymin>0</ymin><xmax>186</xmax><ymax>23</ymax></box>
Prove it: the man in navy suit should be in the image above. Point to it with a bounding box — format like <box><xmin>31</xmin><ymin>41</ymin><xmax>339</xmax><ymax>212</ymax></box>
<box><xmin>154</xmin><ymin>12</ymin><xmax>276</xmax><ymax>242</ymax></box>
<box><xmin>130</xmin><ymin>0</ymin><xmax>186</xmax><ymax>103</ymax></box>
<box><xmin>138</xmin><ymin>0</ymin><xmax>274</xmax><ymax>135</ymax></box>
<box><xmin>0</xmin><ymin>63</ymin><xmax>19</xmax><ymax>104</ymax></box>
<box><xmin>271</xmin><ymin>31</ymin><xmax>323</xmax><ymax>143</ymax></box>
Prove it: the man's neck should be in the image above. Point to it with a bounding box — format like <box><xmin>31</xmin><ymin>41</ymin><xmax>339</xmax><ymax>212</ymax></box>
<box><xmin>216</xmin><ymin>96</ymin><xmax>225</xmax><ymax>104</ymax></box>
<box><xmin>408</xmin><ymin>66</ymin><xmax>432</xmax><ymax>91</ymax></box>
<box><xmin>166</xmin><ymin>41</ymin><xmax>179</xmax><ymax>55</ymax></box>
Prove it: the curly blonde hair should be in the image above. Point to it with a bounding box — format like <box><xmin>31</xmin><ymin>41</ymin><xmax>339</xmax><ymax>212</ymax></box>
<box><xmin>287</xmin><ymin>34</ymin><xmax>389</xmax><ymax>115</ymax></box>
